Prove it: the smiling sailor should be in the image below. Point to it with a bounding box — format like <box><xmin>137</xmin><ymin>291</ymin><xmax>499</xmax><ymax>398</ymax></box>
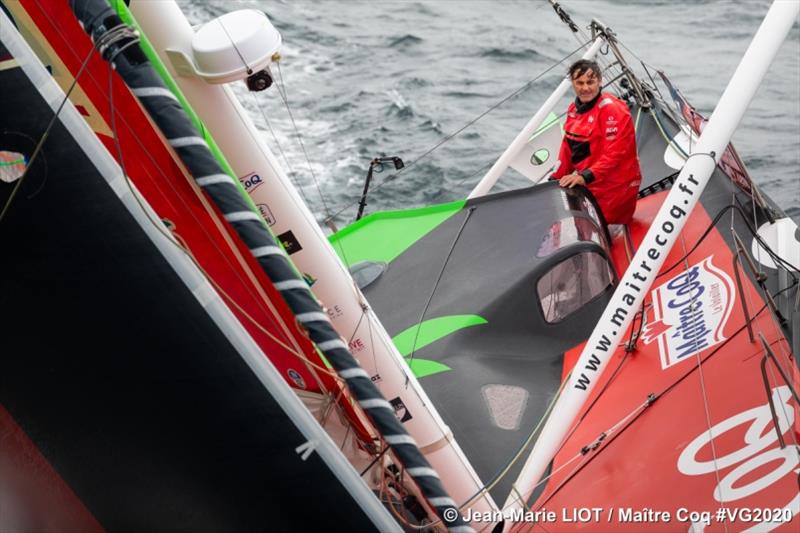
<box><xmin>550</xmin><ymin>59</ymin><xmax>642</xmax><ymax>226</ymax></box>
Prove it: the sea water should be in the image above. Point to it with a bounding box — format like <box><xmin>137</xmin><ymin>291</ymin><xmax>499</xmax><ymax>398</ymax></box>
<box><xmin>182</xmin><ymin>0</ymin><xmax>799</xmax><ymax>226</ymax></box>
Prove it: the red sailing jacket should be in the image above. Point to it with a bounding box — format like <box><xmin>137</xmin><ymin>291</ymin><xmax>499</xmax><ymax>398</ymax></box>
<box><xmin>551</xmin><ymin>92</ymin><xmax>642</xmax><ymax>224</ymax></box>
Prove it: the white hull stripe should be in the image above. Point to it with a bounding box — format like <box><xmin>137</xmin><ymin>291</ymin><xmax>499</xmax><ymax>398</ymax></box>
<box><xmin>339</xmin><ymin>367</ymin><xmax>369</xmax><ymax>380</ymax></box>
<box><xmin>274</xmin><ymin>280</ymin><xmax>308</xmax><ymax>291</ymax></box>
<box><xmin>251</xmin><ymin>245</ymin><xmax>284</xmax><ymax>258</ymax></box>
<box><xmin>169</xmin><ymin>136</ymin><xmax>207</xmax><ymax>148</ymax></box>
<box><xmin>295</xmin><ymin>312</ymin><xmax>329</xmax><ymax>324</ymax></box>
<box><xmin>358</xmin><ymin>398</ymin><xmax>393</xmax><ymax>410</ymax></box>
<box><xmin>406</xmin><ymin>467</ymin><xmax>439</xmax><ymax>479</ymax></box>
<box><xmin>225</xmin><ymin>211</ymin><xmax>262</xmax><ymax>223</ymax></box>
<box><xmin>316</xmin><ymin>339</ymin><xmax>348</xmax><ymax>351</ymax></box>
<box><xmin>196</xmin><ymin>174</ymin><xmax>235</xmax><ymax>187</ymax></box>
<box><xmin>427</xmin><ymin>497</ymin><xmax>456</xmax><ymax>508</ymax></box>
<box><xmin>133</xmin><ymin>87</ymin><xmax>179</xmax><ymax>101</ymax></box>
<box><xmin>384</xmin><ymin>434</ymin><xmax>417</xmax><ymax>446</ymax></box>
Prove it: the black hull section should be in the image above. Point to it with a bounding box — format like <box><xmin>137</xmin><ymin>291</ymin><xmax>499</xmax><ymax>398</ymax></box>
<box><xmin>0</xmin><ymin>41</ymin><xmax>373</xmax><ymax>532</ymax></box>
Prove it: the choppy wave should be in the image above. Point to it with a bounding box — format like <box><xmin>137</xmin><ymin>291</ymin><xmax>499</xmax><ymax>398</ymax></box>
<box><xmin>181</xmin><ymin>0</ymin><xmax>799</xmax><ymax>225</ymax></box>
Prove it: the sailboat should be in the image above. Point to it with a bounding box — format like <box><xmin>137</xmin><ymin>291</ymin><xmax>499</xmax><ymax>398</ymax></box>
<box><xmin>1</xmin><ymin>0</ymin><xmax>797</xmax><ymax>531</ymax></box>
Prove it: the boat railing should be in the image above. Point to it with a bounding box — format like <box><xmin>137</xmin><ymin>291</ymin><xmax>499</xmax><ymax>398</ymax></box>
<box><xmin>758</xmin><ymin>333</ymin><xmax>800</xmax><ymax>449</ymax></box>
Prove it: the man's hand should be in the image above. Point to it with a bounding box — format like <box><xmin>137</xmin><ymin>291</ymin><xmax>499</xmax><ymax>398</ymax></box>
<box><xmin>558</xmin><ymin>172</ymin><xmax>586</xmax><ymax>188</ymax></box>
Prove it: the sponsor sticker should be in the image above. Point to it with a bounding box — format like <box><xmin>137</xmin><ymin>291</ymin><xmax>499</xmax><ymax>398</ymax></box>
<box><xmin>277</xmin><ymin>230</ymin><xmax>302</xmax><ymax>255</ymax></box>
<box><xmin>287</xmin><ymin>368</ymin><xmax>306</xmax><ymax>389</ymax></box>
<box><xmin>389</xmin><ymin>396</ymin><xmax>413</xmax><ymax>422</ymax></box>
<box><xmin>239</xmin><ymin>172</ymin><xmax>265</xmax><ymax>193</ymax></box>
<box><xmin>326</xmin><ymin>304</ymin><xmax>344</xmax><ymax>319</ymax></box>
<box><xmin>348</xmin><ymin>338</ymin><xmax>366</xmax><ymax>353</ymax></box>
<box><xmin>257</xmin><ymin>203</ymin><xmax>276</xmax><ymax>225</ymax></box>
<box><xmin>643</xmin><ymin>256</ymin><xmax>734</xmax><ymax>368</ymax></box>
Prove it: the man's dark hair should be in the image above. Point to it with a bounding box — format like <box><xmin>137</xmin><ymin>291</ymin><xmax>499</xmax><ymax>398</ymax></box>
<box><xmin>568</xmin><ymin>59</ymin><xmax>602</xmax><ymax>80</ymax></box>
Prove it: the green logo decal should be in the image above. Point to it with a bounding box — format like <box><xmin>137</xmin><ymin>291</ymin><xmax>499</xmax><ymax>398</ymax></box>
<box><xmin>392</xmin><ymin>315</ymin><xmax>487</xmax><ymax>379</ymax></box>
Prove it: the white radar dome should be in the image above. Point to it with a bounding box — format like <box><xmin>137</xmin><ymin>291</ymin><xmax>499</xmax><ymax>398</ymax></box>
<box><xmin>190</xmin><ymin>9</ymin><xmax>282</xmax><ymax>84</ymax></box>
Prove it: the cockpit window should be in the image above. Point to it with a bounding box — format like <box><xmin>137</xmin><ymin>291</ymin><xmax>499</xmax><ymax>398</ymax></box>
<box><xmin>537</xmin><ymin>216</ymin><xmax>606</xmax><ymax>258</ymax></box>
<box><xmin>537</xmin><ymin>251</ymin><xmax>614</xmax><ymax>323</ymax></box>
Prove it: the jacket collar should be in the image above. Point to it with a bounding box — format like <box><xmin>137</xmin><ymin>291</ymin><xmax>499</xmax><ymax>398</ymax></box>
<box><xmin>574</xmin><ymin>90</ymin><xmax>603</xmax><ymax>114</ymax></box>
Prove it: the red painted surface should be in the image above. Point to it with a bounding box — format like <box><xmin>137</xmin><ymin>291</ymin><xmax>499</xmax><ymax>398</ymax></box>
<box><xmin>0</xmin><ymin>405</ymin><xmax>105</xmax><ymax>533</ymax></box>
<box><xmin>535</xmin><ymin>193</ymin><xmax>799</xmax><ymax>532</ymax></box>
<box><xmin>17</xmin><ymin>0</ymin><xmax>373</xmax><ymax>444</ymax></box>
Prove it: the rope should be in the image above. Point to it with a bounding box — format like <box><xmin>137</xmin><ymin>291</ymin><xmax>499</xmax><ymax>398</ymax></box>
<box><xmin>71</xmin><ymin>2</ymin><xmax>474</xmax><ymax>529</ymax></box>
<box><xmin>322</xmin><ymin>39</ymin><xmax>593</xmax><ymax>225</ymax></box>
<box><xmin>248</xmin><ymin>90</ymin><xmax>316</xmax><ymax>210</ymax></box>
<box><xmin>105</xmin><ymin>61</ymin><xmax>341</xmax><ymax>381</ymax></box>
<box><xmin>275</xmin><ymin>62</ymin><xmax>334</xmax><ymax>220</ymax></box>
<box><xmin>523</xmin><ymin>283</ymin><xmax>799</xmax><ymax>518</ymax></box>
<box><xmin>677</xmin><ymin>231</ymin><xmax>730</xmax><ymax>531</ymax></box>
<box><xmin>407</xmin><ymin>207</ymin><xmax>474</xmax><ymax>372</ymax></box>
<box><xmin>0</xmin><ymin>46</ymin><xmax>94</xmax><ymax>224</ymax></box>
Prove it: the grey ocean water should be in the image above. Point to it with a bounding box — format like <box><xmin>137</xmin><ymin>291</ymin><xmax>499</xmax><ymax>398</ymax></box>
<box><xmin>180</xmin><ymin>0</ymin><xmax>800</xmax><ymax>225</ymax></box>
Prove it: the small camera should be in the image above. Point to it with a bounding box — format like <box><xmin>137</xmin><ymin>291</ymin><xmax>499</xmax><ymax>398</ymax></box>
<box><xmin>246</xmin><ymin>69</ymin><xmax>273</xmax><ymax>92</ymax></box>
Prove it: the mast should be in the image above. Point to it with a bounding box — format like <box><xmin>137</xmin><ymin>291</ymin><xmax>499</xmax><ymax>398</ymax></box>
<box><xmin>67</xmin><ymin>1</ymin><xmax>479</xmax><ymax>529</ymax></box>
<box><xmin>468</xmin><ymin>38</ymin><xmax>603</xmax><ymax>198</ymax></box>
<box><xmin>503</xmin><ymin>0</ymin><xmax>800</xmax><ymax>521</ymax></box>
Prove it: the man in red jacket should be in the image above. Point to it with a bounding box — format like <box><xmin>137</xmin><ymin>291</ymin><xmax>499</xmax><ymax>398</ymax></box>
<box><xmin>551</xmin><ymin>60</ymin><xmax>642</xmax><ymax>225</ymax></box>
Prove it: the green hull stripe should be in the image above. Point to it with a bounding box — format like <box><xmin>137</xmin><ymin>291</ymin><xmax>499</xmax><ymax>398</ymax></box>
<box><xmin>392</xmin><ymin>315</ymin><xmax>487</xmax><ymax>379</ymax></box>
<box><xmin>328</xmin><ymin>200</ymin><xmax>465</xmax><ymax>266</ymax></box>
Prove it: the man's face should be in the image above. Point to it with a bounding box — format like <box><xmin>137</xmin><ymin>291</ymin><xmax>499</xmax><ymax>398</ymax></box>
<box><xmin>571</xmin><ymin>69</ymin><xmax>601</xmax><ymax>103</ymax></box>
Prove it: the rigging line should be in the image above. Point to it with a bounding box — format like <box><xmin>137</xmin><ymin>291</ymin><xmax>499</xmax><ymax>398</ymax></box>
<box><xmin>321</xmin><ymin>39</ymin><xmax>592</xmax><ymax>225</ymax></box>
<box><xmin>406</xmin><ymin>207</ymin><xmax>475</xmax><ymax>377</ymax></box>
<box><xmin>405</xmin><ymin>38</ymin><xmax>591</xmax><ymax>171</ymax></box>
<box><xmin>248</xmin><ymin>91</ymin><xmax>316</xmax><ymax>210</ymax></box>
<box><xmin>456</xmin><ymin>371</ymin><xmax>574</xmax><ymax>513</ymax></box>
<box><xmin>359</xmin><ymin>444</ymin><xmax>390</xmax><ymax>477</ymax></box>
<box><xmin>365</xmin><ymin>305</ymin><xmax>379</xmax><ymax>392</ymax></box>
<box><xmin>527</xmin><ymin>393</ymin><xmax>657</xmax><ymax>517</ymax></box>
<box><xmin>213</xmin><ymin>16</ymin><xmax>331</xmax><ymax>223</ymax></box>
<box><xmin>660</xmin><ymin>200</ymin><xmax>797</xmax><ymax>356</ymax></box>
<box><xmin>650</xmin><ymin>103</ymin><xmax>692</xmax><ymax>161</ymax></box>
<box><xmin>0</xmin><ymin>47</ymin><xmax>94</xmax><ymax>224</ymax></box>
<box><xmin>678</xmin><ymin>232</ymin><xmax>729</xmax><ymax>530</ymax></box>
<box><xmin>526</xmin><ymin>396</ymin><xmax>654</xmax><ymax>518</ymax></box>
<box><xmin>559</xmin><ymin>12</ymin><xmax>624</xmax><ymax>98</ymax></box>
<box><xmin>764</xmin><ymin>350</ymin><xmax>800</xmax><ymax>450</ymax></box>
<box><xmin>730</xmin><ymin>201</ymin><xmax>799</xmax><ymax>400</ymax></box>
<box><xmin>104</xmin><ymin>66</ymin><xmax>346</xmax><ymax>381</ymax></box>
<box><xmin>531</xmin><ymin>290</ymin><xmax>797</xmax><ymax>506</ymax></box>
<box><xmin>617</xmin><ymin>38</ymin><xmax>660</xmax><ymax>75</ymax></box>
<box><xmin>106</xmin><ymin>83</ymin><xmax>345</xmax><ymax>384</ymax></box>
<box><xmin>274</xmin><ymin>62</ymin><xmax>333</xmax><ymax>219</ymax></box>
<box><xmin>217</xmin><ymin>15</ymin><xmax>251</xmax><ymax>73</ymax></box>
<box><xmin>567</xmin><ymin>348</ymin><xmax>635</xmax><ymax>441</ymax></box>
<box><xmin>339</xmin><ymin>423</ymin><xmax>352</xmax><ymax>452</ymax></box>
<box><xmin>435</xmin><ymin>105</ymin><xmax>572</xmax><ymax>199</ymax></box>
<box><xmin>640</xmin><ymin>61</ymin><xmax>665</xmax><ymax>102</ymax></box>
<box><xmin>37</xmin><ymin>7</ymin><xmax>299</xmax><ymax>338</ymax></box>
<box><xmin>452</xmin><ymin>161</ymin><xmax>495</xmax><ymax>192</ymax></box>
<box><xmin>504</xmin><ymin>449</ymin><xmax>587</xmax><ymax>513</ymax></box>
<box><xmin>659</xmin><ymin>203</ymin><xmax>799</xmax><ymax>280</ymax></box>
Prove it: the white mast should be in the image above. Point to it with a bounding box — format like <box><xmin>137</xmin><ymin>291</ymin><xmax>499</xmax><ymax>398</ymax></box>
<box><xmin>468</xmin><ymin>38</ymin><xmax>603</xmax><ymax>199</ymax></box>
<box><xmin>503</xmin><ymin>0</ymin><xmax>800</xmax><ymax>522</ymax></box>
